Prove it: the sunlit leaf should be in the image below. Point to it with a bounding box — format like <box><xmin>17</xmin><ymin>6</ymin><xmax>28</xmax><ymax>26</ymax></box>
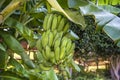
<box><xmin>0</xmin><ymin>71</ymin><xmax>27</xmax><ymax>80</ymax></box>
<box><xmin>80</xmin><ymin>2</ymin><xmax>120</xmax><ymax>43</ymax></box>
<box><xmin>45</xmin><ymin>68</ymin><xmax>58</xmax><ymax>80</ymax></box>
<box><xmin>47</xmin><ymin>0</ymin><xmax>86</xmax><ymax>29</ymax></box>
<box><xmin>0</xmin><ymin>32</ymin><xmax>35</xmax><ymax>69</ymax></box>
<box><xmin>71</xmin><ymin>59</ymin><xmax>80</xmax><ymax>72</ymax></box>
<box><xmin>68</xmin><ymin>0</ymin><xmax>89</xmax><ymax>8</ymax></box>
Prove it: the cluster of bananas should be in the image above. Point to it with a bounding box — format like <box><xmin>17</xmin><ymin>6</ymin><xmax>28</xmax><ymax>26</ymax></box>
<box><xmin>36</xmin><ymin>13</ymin><xmax>75</xmax><ymax>71</ymax></box>
<box><xmin>43</xmin><ymin>13</ymin><xmax>70</xmax><ymax>33</ymax></box>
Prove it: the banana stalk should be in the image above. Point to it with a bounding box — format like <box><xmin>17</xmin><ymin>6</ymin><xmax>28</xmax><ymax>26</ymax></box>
<box><xmin>0</xmin><ymin>0</ymin><xmax>24</xmax><ymax>24</ymax></box>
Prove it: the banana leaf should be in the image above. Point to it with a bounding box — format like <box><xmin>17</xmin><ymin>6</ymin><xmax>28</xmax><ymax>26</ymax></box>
<box><xmin>0</xmin><ymin>31</ymin><xmax>35</xmax><ymax>69</ymax></box>
<box><xmin>5</xmin><ymin>17</ymin><xmax>36</xmax><ymax>41</ymax></box>
<box><xmin>0</xmin><ymin>43</ymin><xmax>6</xmax><ymax>51</ymax></box>
<box><xmin>79</xmin><ymin>2</ymin><xmax>120</xmax><ymax>46</ymax></box>
<box><xmin>0</xmin><ymin>71</ymin><xmax>27</xmax><ymax>80</ymax></box>
<box><xmin>0</xmin><ymin>50</ymin><xmax>8</xmax><ymax>69</ymax></box>
<box><xmin>99</xmin><ymin>5</ymin><xmax>120</xmax><ymax>14</ymax></box>
<box><xmin>9</xmin><ymin>57</ymin><xmax>27</xmax><ymax>75</ymax></box>
<box><xmin>47</xmin><ymin>0</ymin><xmax>86</xmax><ymax>29</ymax></box>
<box><xmin>91</xmin><ymin>0</ymin><xmax>120</xmax><ymax>5</ymax></box>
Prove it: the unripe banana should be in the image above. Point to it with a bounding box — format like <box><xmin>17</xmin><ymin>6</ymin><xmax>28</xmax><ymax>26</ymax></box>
<box><xmin>43</xmin><ymin>14</ymin><xmax>50</xmax><ymax>30</ymax></box>
<box><xmin>60</xmin><ymin>47</ymin><xmax>66</xmax><ymax>60</ymax></box>
<box><xmin>46</xmin><ymin>14</ymin><xmax>53</xmax><ymax>30</ymax></box>
<box><xmin>53</xmin><ymin>30</ymin><xmax>57</xmax><ymax>37</ymax></box>
<box><xmin>54</xmin><ymin>38</ymin><xmax>61</xmax><ymax>49</ymax></box>
<box><xmin>42</xmin><ymin>32</ymin><xmax>49</xmax><ymax>48</ymax></box>
<box><xmin>57</xmin><ymin>18</ymin><xmax>66</xmax><ymax>32</ymax></box>
<box><xmin>61</xmin><ymin>37</ymin><xmax>68</xmax><ymax>48</ymax></box>
<box><xmin>49</xmin><ymin>51</ymin><xmax>56</xmax><ymax>64</ymax></box>
<box><xmin>51</xmin><ymin>14</ymin><xmax>58</xmax><ymax>31</ymax></box>
<box><xmin>63</xmin><ymin>22</ymin><xmax>70</xmax><ymax>33</ymax></box>
<box><xmin>41</xmin><ymin>50</ymin><xmax>48</xmax><ymax>60</ymax></box>
<box><xmin>36</xmin><ymin>39</ymin><xmax>42</xmax><ymax>51</ymax></box>
<box><xmin>39</xmin><ymin>63</ymin><xmax>51</xmax><ymax>71</ymax></box>
<box><xmin>45</xmin><ymin>46</ymin><xmax>51</xmax><ymax>59</ymax></box>
<box><xmin>48</xmin><ymin>31</ymin><xmax>54</xmax><ymax>47</ymax></box>
<box><xmin>57</xmin><ymin>15</ymin><xmax>62</xmax><ymax>24</ymax></box>
<box><xmin>54</xmin><ymin>46</ymin><xmax>60</xmax><ymax>62</ymax></box>
<box><xmin>68</xmin><ymin>43</ymin><xmax>75</xmax><ymax>55</ymax></box>
<box><xmin>66</xmin><ymin>39</ymin><xmax>72</xmax><ymax>55</ymax></box>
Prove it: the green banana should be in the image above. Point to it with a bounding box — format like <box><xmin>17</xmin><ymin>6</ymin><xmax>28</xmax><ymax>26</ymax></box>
<box><xmin>61</xmin><ymin>37</ymin><xmax>68</xmax><ymax>48</ymax></box>
<box><xmin>42</xmin><ymin>32</ymin><xmax>49</xmax><ymax>48</ymax></box>
<box><xmin>54</xmin><ymin>38</ymin><xmax>61</xmax><ymax>49</ymax></box>
<box><xmin>46</xmin><ymin>14</ymin><xmax>53</xmax><ymax>30</ymax></box>
<box><xmin>57</xmin><ymin>18</ymin><xmax>65</xmax><ymax>32</ymax></box>
<box><xmin>39</xmin><ymin>63</ymin><xmax>51</xmax><ymax>71</ymax></box>
<box><xmin>66</xmin><ymin>39</ymin><xmax>72</xmax><ymax>55</ymax></box>
<box><xmin>36</xmin><ymin>39</ymin><xmax>42</xmax><ymax>51</ymax></box>
<box><xmin>49</xmin><ymin>51</ymin><xmax>56</xmax><ymax>64</ymax></box>
<box><xmin>57</xmin><ymin>15</ymin><xmax>62</xmax><ymax>24</ymax></box>
<box><xmin>53</xmin><ymin>30</ymin><xmax>57</xmax><ymax>37</ymax></box>
<box><xmin>54</xmin><ymin>46</ymin><xmax>60</xmax><ymax>62</ymax></box>
<box><xmin>43</xmin><ymin>14</ymin><xmax>50</xmax><ymax>30</ymax></box>
<box><xmin>51</xmin><ymin>14</ymin><xmax>58</xmax><ymax>31</ymax></box>
<box><xmin>45</xmin><ymin>45</ymin><xmax>51</xmax><ymax>59</ymax></box>
<box><xmin>63</xmin><ymin>22</ymin><xmax>70</xmax><ymax>33</ymax></box>
<box><xmin>60</xmin><ymin>47</ymin><xmax>66</xmax><ymax>60</ymax></box>
<box><xmin>41</xmin><ymin>50</ymin><xmax>48</xmax><ymax>60</ymax></box>
<box><xmin>68</xmin><ymin>43</ymin><xmax>75</xmax><ymax>55</ymax></box>
<box><xmin>48</xmin><ymin>31</ymin><xmax>54</xmax><ymax>47</ymax></box>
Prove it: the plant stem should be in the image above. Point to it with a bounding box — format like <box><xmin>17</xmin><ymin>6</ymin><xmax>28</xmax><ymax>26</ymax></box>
<box><xmin>0</xmin><ymin>0</ymin><xmax>24</xmax><ymax>24</ymax></box>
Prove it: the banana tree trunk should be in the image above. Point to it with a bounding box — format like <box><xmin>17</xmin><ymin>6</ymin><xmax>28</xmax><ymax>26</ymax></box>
<box><xmin>0</xmin><ymin>0</ymin><xmax>24</xmax><ymax>24</ymax></box>
<box><xmin>110</xmin><ymin>55</ymin><xmax>120</xmax><ymax>80</ymax></box>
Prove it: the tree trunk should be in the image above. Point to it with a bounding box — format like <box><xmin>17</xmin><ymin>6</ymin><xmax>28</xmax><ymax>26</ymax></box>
<box><xmin>110</xmin><ymin>55</ymin><xmax>120</xmax><ymax>80</ymax></box>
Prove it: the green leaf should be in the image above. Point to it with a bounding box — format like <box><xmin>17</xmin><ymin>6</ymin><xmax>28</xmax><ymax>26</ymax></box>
<box><xmin>80</xmin><ymin>2</ymin><xmax>120</xmax><ymax>42</ymax></box>
<box><xmin>117</xmin><ymin>41</ymin><xmax>120</xmax><ymax>47</ymax></box>
<box><xmin>91</xmin><ymin>0</ymin><xmax>120</xmax><ymax>5</ymax></box>
<box><xmin>0</xmin><ymin>43</ymin><xmax>6</xmax><ymax>51</ymax></box>
<box><xmin>9</xmin><ymin>58</ymin><xmax>26</xmax><ymax>74</ymax></box>
<box><xmin>5</xmin><ymin>17</ymin><xmax>37</xmax><ymax>41</ymax></box>
<box><xmin>0</xmin><ymin>50</ymin><xmax>8</xmax><ymax>69</ymax></box>
<box><xmin>0</xmin><ymin>32</ymin><xmax>35</xmax><ymax>69</ymax></box>
<box><xmin>71</xmin><ymin>59</ymin><xmax>80</xmax><ymax>72</ymax></box>
<box><xmin>47</xmin><ymin>0</ymin><xmax>86</xmax><ymax>29</ymax></box>
<box><xmin>99</xmin><ymin>5</ymin><xmax>120</xmax><ymax>14</ymax></box>
<box><xmin>57</xmin><ymin>0</ymin><xmax>68</xmax><ymax>8</ymax></box>
<box><xmin>0</xmin><ymin>71</ymin><xmax>27</xmax><ymax>80</ymax></box>
<box><xmin>65</xmin><ymin>30</ymin><xmax>79</xmax><ymax>40</ymax></box>
<box><xmin>0</xmin><ymin>0</ymin><xmax>6</xmax><ymax>8</ymax></box>
<box><xmin>45</xmin><ymin>68</ymin><xmax>58</xmax><ymax>80</ymax></box>
<box><xmin>68</xmin><ymin>0</ymin><xmax>89</xmax><ymax>8</ymax></box>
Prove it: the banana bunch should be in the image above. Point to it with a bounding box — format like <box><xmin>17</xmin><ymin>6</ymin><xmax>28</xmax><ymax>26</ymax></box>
<box><xmin>36</xmin><ymin>30</ymin><xmax>75</xmax><ymax>65</ymax></box>
<box><xmin>43</xmin><ymin>13</ymin><xmax>70</xmax><ymax>33</ymax></box>
<box><xmin>36</xmin><ymin>13</ymin><xmax>75</xmax><ymax>71</ymax></box>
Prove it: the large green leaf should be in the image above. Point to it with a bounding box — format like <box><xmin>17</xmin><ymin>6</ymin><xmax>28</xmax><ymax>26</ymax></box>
<box><xmin>68</xmin><ymin>0</ymin><xmax>89</xmax><ymax>8</ymax></box>
<box><xmin>0</xmin><ymin>71</ymin><xmax>27</xmax><ymax>80</ymax></box>
<box><xmin>70</xmin><ymin>59</ymin><xmax>80</xmax><ymax>72</ymax></box>
<box><xmin>47</xmin><ymin>0</ymin><xmax>86</xmax><ymax>29</ymax></box>
<box><xmin>99</xmin><ymin>5</ymin><xmax>120</xmax><ymax>14</ymax></box>
<box><xmin>0</xmin><ymin>50</ymin><xmax>8</xmax><ymax>69</ymax></box>
<box><xmin>5</xmin><ymin>17</ymin><xmax>36</xmax><ymax>41</ymax></box>
<box><xmin>91</xmin><ymin>0</ymin><xmax>120</xmax><ymax>5</ymax></box>
<box><xmin>80</xmin><ymin>2</ymin><xmax>120</xmax><ymax>43</ymax></box>
<box><xmin>9</xmin><ymin>58</ymin><xmax>26</xmax><ymax>75</ymax></box>
<box><xmin>45</xmin><ymin>68</ymin><xmax>58</xmax><ymax>80</ymax></box>
<box><xmin>0</xmin><ymin>32</ymin><xmax>35</xmax><ymax>69</ymax></box>
<box><xmin>0</xmin><ymin>43</ymin><xmax>6</xmax><ymax>51</ymax></box>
